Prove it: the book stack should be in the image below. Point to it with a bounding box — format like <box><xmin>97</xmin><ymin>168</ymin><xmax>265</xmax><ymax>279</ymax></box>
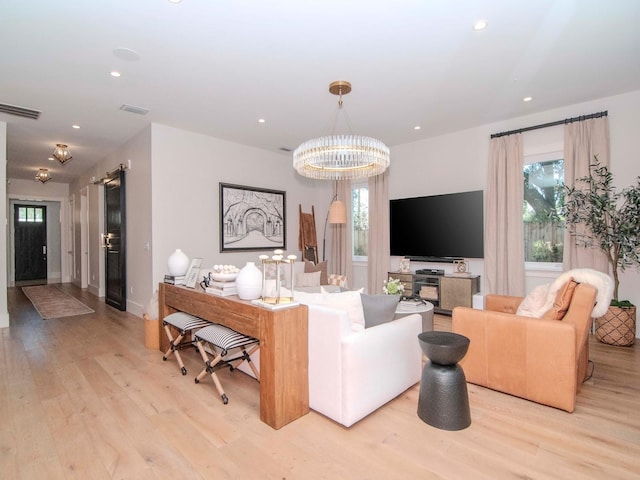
<box><xmin>205</xmin><ymin>280</ymin><xmax>237</xmax><ymax>297</ymax></box>
<box><xmin>164</xmin><ymin>274</ymin><xmax>185</xmax><ymax>285</ymax></box>
<box><xmin>400</xmin><ymin>298</ymin><xmax>424</xmax><ymax>307</ymax></box>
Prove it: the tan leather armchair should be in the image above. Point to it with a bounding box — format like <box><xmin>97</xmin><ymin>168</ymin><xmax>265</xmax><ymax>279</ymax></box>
<box><xmin>452</xmin><ymin>283</ymin><xmax>597</xmax><ymax>412</ymax></box>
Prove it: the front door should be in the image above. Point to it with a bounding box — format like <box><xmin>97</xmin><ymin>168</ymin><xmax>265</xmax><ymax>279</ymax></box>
<box><xmin>14</xmin><ymin>204</ymin><xmax>48</xmax><ymax>282</ymax></box>
<box><xmin>104</xmin><ymin>170</ymin><xmax>127</xmax><ymax>310</ymax></box>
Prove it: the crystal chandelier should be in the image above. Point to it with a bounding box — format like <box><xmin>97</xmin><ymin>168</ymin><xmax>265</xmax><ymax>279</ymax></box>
<box><xmin>293</xmin><ymin>81</ymin><xmax>390</xmax><ymax>180</ymax></box>
<box><xmin>35</xmin><ymin>168</ymin><xmax>52</xmax><ymax>183</ymax></box>
<box><xmin>52</xmin><ymin>143</ymin><xmax>72</xmax><ymax>164</ymax></box>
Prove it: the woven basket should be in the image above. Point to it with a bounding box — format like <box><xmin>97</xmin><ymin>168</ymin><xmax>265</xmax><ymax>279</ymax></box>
<box><xmin>595</xmin><ymin>306</ymin><xmax>636</xmax><ymax>347</ymax></box>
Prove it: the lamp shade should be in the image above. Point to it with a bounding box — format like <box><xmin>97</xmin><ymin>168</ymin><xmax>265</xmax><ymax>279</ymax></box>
<box><xmin>328</xmin><ymin>200</ymin><xmax>347</xmax><ymax>224</ymax></box>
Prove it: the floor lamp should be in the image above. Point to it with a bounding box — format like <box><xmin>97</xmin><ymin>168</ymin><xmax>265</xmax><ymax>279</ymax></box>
<box><xmin>322</xmin><ymin>195</ymin><xmax>347</xmax><ymax>262</ymax></box>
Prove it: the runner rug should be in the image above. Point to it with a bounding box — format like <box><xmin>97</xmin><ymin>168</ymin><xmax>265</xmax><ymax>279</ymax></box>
<box><xmin>22</xmin><ymin>285</ymin><xmax>94</xmax><ymax>319</ymax></box>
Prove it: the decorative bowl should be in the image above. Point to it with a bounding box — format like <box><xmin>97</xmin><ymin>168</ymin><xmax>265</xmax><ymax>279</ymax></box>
<box><xmin>211</xmin><ymin>272</ymin><xmax>238</xmax><ymax>282</ymax></box>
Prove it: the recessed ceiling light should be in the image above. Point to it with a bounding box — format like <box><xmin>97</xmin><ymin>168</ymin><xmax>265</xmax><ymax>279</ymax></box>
<box><xmin>110</xmin><ymin>71</ymin><xmax>121</xmax><ymax>78</ymax></box>
<box><xmin>168</xmin><ymin>0</ymin><xmax>182</xmax><ymax>3</ymax></box>
<box><xmin>258</xmin><ymin>118</ymin><xmax>266</xmax><ymax>124</ymax></box>
<box><xmin>523</xmin><ymin>96</ymin><xmax>533</xmax><ymax>102</ymax></box>
<box><xmin>72</xmin><ymin>125</ymin><xmax>80</xmax><ymax>129</ymax></box>
<box><xmin>473</xmin><ymin>20</ymin><xmax>488</xmax><ymax>31</ymax></box>
<box><xmin>48</xmin><ymin>157</ymin><xmax>54</xmax><ymax>161</ymax></box>
<box><xmin>414</xmin><ymin>126</ymin><xmax>421</xmax><ymax>131</ymax></box>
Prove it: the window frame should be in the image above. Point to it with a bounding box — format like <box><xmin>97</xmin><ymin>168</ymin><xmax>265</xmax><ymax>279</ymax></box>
<box><xmin>351</xmin><ymin>181</ymin><xmax>368</xmax><ymax>263</ymax></box>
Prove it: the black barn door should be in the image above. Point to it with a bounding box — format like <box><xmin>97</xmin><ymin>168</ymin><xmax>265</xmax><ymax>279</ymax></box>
<box><xmin>104</xmin><ymin>170</ymin><xmax>126</xmax><ymax>310</ymax></box>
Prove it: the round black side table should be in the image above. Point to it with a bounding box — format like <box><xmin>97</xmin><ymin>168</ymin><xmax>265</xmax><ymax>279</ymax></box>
<box><xmin>417</xmin><ymin>331</ymin><xmax>471</xmax><ymax>430</ymax></box>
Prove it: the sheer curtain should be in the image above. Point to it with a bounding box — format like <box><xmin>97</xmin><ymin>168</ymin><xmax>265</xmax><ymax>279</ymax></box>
<box><xmin>563</xmin><ymin>116</ymin><xmax>610</xmax><ymax>272</ymax></box>
<box><xmin>485</xmin><ymin>134</ymin><xmax>525</xmax><ymax>296</ymax></box>
<box><xmin>367</xmin><ymin>170</ymin><xmax>390</xmax><ymax>294</ymax></box>
<box><xmin>330</xmin><ymin>180</ymin><xmax>352</xmax><ymax>281</ymax></box>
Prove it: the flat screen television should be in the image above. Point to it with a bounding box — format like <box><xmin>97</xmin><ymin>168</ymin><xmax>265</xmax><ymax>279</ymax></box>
<box><xmin>389</xmin><ymin>190</ymin><xmax>484</xmax><ymax>261</ymax></box>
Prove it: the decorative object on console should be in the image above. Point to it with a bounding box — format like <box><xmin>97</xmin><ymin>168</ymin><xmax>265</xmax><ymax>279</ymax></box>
<box><xmin>259</xmin><ymin>250</ymin><xmax>297</xmax><ymax>304</ymax></box>
<box><xmin>293</xmin><ymin>80</ymin><xmax>390</xmax><ymax>181</ymax></box>
<box><xmin>383</xmin><ymin>277</ymin><xmax>405</xmax><ymax>296</ymax></box>
<box><xmin>400</xmin><ymin>258</ymin><xmax>411</xmax><ymax>273</ymax></box>
<box><xmin>220</xmin><ymin>183</ymin><xmax>286</xmax><ymax>252</ymax></box>
<box><xmin>167</xmin><ymin>249</ymin><xmax>190</xmax><ymax>276</ymax></box>
<box><xmin>184</xmin><ymin>258</ymin><xmax>203</xmax><ymax>288</ymax></box>
<box><xmin>35</xmin><ymin>168</ymin><xmax>52</xmax><ymax>183</ymax></box>
<box><xmin>454</xmin><ymin>259</ymin><xmax>468</xmax><ymax>273</ymax></box>
<box><xmin>52</xmin><ymin>143</ymin><xmax>72</xmax><ymax>164</ymax></box>
<box><xmin>235</xmin><ymin>261</ymin><xmax>263</xmax><ymax>300</ymax></box>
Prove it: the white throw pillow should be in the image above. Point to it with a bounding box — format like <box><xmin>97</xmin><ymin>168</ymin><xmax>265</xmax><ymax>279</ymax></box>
<box><xmin>516</xmin><ymin>283</ymin><xmax>551</xmax><ymax>317</ymax></box>
<box><xmin>296</xmin><ymin>270</ymin><xmax>321</xmax><ymax>287</ymax></box>
<box><xmin>294</xmin><ymin>288</ymin><xmax>365</xmax><ymax>331</ymax></box>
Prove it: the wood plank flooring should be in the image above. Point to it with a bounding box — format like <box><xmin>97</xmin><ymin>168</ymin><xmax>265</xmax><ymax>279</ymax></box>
<box><xmin>2</xmin><ymin>284</ymin><xmax>639</xmax><ymax>479</ymax></box>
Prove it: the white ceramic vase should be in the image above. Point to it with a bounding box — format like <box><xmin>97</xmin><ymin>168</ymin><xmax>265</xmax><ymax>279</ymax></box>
<box><xmin>167</xmin><ymin>249</ymin><xmax>189</xmax><ymax>276</ymax></box>
<box><xmin>236</xmin><ymin>261</ymin><xmax>262</xmax><ymax>300</ymax></box>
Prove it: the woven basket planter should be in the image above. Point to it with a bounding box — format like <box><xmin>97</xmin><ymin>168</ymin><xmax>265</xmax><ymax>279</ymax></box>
<box><xmin>595</xmin><ymin>306</ymin><xmax>636</xmax><ymax>347</ymax></box>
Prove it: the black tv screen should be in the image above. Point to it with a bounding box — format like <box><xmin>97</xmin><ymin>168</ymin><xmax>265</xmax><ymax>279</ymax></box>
<box><xmin>389</xmin><ymin>190</ymin><xmax>484</xmax><ymax>260</ymax></box>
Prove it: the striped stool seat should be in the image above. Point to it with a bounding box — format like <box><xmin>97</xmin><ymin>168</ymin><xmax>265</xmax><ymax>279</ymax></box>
<box><xmin>194</xmin><ymin>324</ymin><xmax>260</xmax><ymax>404</ymax></box>
<box><xmin>162</xmin><ymin>312</ymin><xmax>212</xmax><ymax>375</ymax></box>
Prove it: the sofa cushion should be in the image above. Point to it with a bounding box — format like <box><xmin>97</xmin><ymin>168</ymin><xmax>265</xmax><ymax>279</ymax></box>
<box><xmin>541</xmin><ymin>278</ymin><xmax>578</xmax><ymax>320</ymax></box>
<box><xmin>515</xmin><ymin>284</ymin><xmax>550</xmax><ymax>317</ymax></box>
<box><xmin>328</xmin><ymin>273</ymin><xmax>348</xmax><ymax>288</ymax></box>
<box><xmin>361</xmin><ymin>294</ymin><xmax>400</xmax><ymax>328</ymax></box>
<box><xmin>305</xmin><ymin>260</ymin><xmax>328</xmax><ymax>285</ymax></box>
<box><xmin>296</xmin><ymin>270</ymin><xmax>321</xmax><ymax>287</ymax></box>
<box><xmin>294</xmin><ymin>288</ymin><xmax>365</xmax><ymax>331</ymax></box>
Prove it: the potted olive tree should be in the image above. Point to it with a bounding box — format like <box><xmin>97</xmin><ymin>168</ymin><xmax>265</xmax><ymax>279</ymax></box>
<box><xmin>563</xmin><ymin>157</ymin><xmax>640</xmax><ymax>346</ymax></box>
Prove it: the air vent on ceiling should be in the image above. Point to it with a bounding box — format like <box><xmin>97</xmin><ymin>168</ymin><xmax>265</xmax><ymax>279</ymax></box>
<box><xmin>120</xmin><ymin>104</ymin><xmax>150</xmax><ymax>115</ymax></box>
<box><xmin>279</xmin><ymin>147</ymin><xmax>293</xmax><ymax>152</ymax></box>
<box><xmin>0</xmin><ymin>102</ymin><xmax>41</xmax><ymax>119</ymax></box>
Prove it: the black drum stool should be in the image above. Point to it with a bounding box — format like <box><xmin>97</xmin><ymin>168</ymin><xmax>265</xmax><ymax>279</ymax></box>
<box><xmin>417</xmin><ymin>331</ymin><xmax>471</xmax><ymax>431</ymax></box>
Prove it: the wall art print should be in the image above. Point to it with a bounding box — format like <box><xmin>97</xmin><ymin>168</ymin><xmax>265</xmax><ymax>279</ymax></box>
<box><xmin>220</xmin><ymin>183</ymin><xmax>286</xmax><ymax>252</ymax></box>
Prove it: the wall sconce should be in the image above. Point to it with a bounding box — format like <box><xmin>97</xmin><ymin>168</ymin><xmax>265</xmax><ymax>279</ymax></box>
<box><xmin>35</xmin><ymin>168</ymin><xmax>52</xmax><ymax>183</ymax></box>
<box><xmin>52</xmin><ymin>143</ymin><xmax>72</xmax><ymax>164</ymax></box>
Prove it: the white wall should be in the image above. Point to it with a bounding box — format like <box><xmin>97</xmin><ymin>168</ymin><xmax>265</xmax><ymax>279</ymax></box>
<box><xmin>150</xmin><ymin>123</ymin><xmax>328</xmax><ymax>294</ymax></box>
<box><xmin>0</xmin><ymin>121</ymin><xmax>8</xmax><ymax>328</ymax></box>
<box><xmin>389</xmin><ymin>89</ymin><xmax>640</xmax><ymax>334</ymax></box>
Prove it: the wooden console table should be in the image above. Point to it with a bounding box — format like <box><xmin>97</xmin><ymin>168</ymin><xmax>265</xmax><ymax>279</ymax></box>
<box><xmin>158</xmin><ymin>283</ymin><xmax>309</xmax><ymax>429</ymax></box>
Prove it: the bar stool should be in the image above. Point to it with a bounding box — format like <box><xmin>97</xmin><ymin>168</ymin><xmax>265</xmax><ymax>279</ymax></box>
<box><xmin>194</xmin><ymin>324</ymin><xmax>260</xmax><ymax>404</ymax></box>
<box><xmin>162</xmin><ymin>312</ymin><xmax>212</xmax><ymax>375</ymax></box>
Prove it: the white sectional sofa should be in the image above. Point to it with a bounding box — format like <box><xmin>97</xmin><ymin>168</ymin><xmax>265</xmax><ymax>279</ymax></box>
<box><xmin>306</xmin><ymin>302</ymin><xmax>422</xmax><ymax>427</ymax></box>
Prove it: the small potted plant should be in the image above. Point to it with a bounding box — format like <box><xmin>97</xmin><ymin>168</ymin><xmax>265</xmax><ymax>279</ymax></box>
<box><xmin>383</xmin><ymin>277</ymin><xmax>406</xmax><ymax>297</ymax></box>
<box><xmin>563</xmin><ymin>157</ymin><xmax>640</xmax><ymax>346</ymax></box>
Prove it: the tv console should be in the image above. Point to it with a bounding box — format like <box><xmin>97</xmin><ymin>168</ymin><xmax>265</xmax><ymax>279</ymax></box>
<box><xmin>388</xmin><ymin>271</ymin><xmax>480</xmax><ymax>315</ymax></box>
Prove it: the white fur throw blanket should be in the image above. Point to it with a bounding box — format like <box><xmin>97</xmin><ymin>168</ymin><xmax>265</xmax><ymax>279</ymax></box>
<box><xmin>516</xmin><ymin>268</ymin><xmax>614</xmax><ymax>318</ymax></box>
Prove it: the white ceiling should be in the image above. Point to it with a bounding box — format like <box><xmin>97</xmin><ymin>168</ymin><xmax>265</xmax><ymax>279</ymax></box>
<box><xmin>2</xmin><ymin>0</ymin><xmax>639</xmax><ymax>184</ymax></box>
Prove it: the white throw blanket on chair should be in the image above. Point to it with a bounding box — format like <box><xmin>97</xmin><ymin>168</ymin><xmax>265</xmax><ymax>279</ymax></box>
<box><xmin>517</xmin><ymin>268</ymin><xmax>614</xmax><ymax>318</ymax></box>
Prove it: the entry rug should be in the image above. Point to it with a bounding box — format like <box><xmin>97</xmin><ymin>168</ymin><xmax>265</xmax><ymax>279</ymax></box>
<box><xmin>22</xmin><ymin>285</ymin><xmax>94</xmax><ymax>320</ymax></box>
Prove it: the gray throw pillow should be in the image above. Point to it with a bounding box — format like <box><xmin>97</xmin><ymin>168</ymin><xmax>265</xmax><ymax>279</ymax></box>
<box><xmin>361</xmin><ymin>294</ymin><xmax>400</xmax><ymax>328</ymax></box>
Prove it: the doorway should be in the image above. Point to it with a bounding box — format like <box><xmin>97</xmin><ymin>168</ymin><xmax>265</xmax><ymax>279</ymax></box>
<box><xmin>104</xmin><ymin>169</ymin><xmax>127</xmax><ymax>310</ymax></box>
<box><xmin>14</xmin><ymin>204</ymin><xmax>47</xmax><ymax>283</ymax></box>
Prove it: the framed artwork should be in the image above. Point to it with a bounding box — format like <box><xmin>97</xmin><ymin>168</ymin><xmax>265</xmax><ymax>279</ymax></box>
<box><xmin>220</xmin><ymin>183</ymin><xmax>286</xmax><ymax>252</ymax></box>
<box><xmin>184</xmin><ymin>258</ymin><xmax>203</xmax><ymax>288</ymax></box>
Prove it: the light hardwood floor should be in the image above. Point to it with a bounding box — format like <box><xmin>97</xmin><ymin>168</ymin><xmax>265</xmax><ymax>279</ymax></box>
<box><xmin>2</xmin><ymin>284</ymin><xmax>639</xmax><ymax>479</ymax></box>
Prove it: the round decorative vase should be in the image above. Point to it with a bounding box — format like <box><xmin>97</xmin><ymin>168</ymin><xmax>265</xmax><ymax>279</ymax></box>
<box><xmin>167</xmin><ymin>249</ymin><xmax>189</xmax><ymax>276</ymax></box>
<box><xmin>595</xmin><ymin>305</ymin><xmax>636</xmax><ymax>347</ymax></box>
<box><xmin>235</xmin><ymin>261</ymin><xmax>262</xmax><ymax>300</ymax></box>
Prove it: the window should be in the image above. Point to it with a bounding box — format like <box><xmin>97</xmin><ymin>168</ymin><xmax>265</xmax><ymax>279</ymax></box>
<box><xmin>352</xmin><ymin>184</ymin><xmax>368</xmax><ymax>260</ymax></box>
<box><xmin>17</xmin><ymin>206</ymin><xmax>44</xmax><ymax>223</ymax></box>
<box><xmin>523</xmin><ymin>157</ymin><xmax>564</xmax><ymax>264</ymax></box>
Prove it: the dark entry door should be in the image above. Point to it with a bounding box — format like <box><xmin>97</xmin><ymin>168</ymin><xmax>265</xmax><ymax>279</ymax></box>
<box><xmin>104</xmin><ymin>170</ymin><xmax>126</xmax><ymax>310</ymax></box>
<box><xmin>14</xmin><ymin>204</ymin><xmax>47</xmax><ymax>281</ymax></box>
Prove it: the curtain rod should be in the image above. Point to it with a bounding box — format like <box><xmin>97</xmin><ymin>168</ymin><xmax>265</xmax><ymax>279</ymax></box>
<box><xmin>490</xmin><ymin>110</ymin><xmax>608</xmax><ymax>139</ymax></box>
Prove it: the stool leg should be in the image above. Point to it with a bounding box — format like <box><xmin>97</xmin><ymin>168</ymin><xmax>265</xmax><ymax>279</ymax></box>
<box><xmin>163</xmin><ymin>324</ymin><xmax>189</xmax><ymax>375</ymax></box>
<box><xmin>194</xmin><ymin>340</ymin><xmax>228</xmax><ymax>404</ymax></box>
<box><xmin>228</xmin><ymin>345</ymin><xmax>260</xmax><ymax>381</ymax></box>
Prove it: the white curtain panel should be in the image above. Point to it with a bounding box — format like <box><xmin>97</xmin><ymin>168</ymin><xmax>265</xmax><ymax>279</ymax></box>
<box><xmin>485</xmin><ymin>134</ymin><xmax>525</xmax><ymax>296</ymax></box>
<box><xmin>367</xmin><ymin>170</ymin><xmax>390</xmax><ymax>295</ymax></box>
<box><xmin>563</xmin><ymin>116</ymin><xmax>611</xmax><ymax>273</ymax></box>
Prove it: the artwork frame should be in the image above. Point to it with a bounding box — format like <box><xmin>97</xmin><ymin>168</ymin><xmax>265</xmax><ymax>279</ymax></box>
<box><xmin>220</xmin><ymin>183</ymin><xmax>286</xmax><ymax>252</ymax></box>
<box><xmin>184</xmin><ymin>258</ymin><xmax>203</xmax><ymax>288</ymax></box>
